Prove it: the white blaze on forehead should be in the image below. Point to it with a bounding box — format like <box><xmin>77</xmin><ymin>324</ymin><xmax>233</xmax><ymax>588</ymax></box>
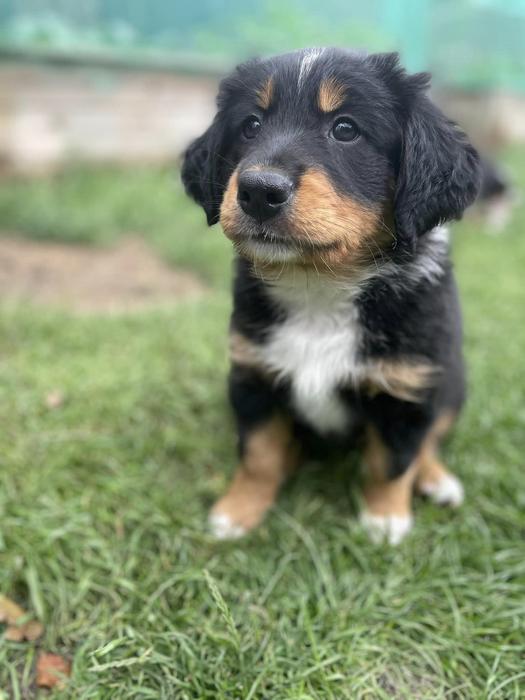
<box><xmin>297</xmin><ymin>48</ymin><xmax>325</xmax><ymax>89</ymax></box>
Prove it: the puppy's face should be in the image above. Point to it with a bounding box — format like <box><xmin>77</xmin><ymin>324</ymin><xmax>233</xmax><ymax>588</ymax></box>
<box><xmin>218</xmin><ymin>50</ymin><xmax>397</xmax><ymax>268</ymax></box>
<box><xmin>183</xmin><ymin>49</ymin><xmax>480</xmax><ymax>270</ymax></box>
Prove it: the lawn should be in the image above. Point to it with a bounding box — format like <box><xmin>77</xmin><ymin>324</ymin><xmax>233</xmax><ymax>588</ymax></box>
<box><xmin>0</xmin><ymin>153</ymin><xmax>524</xmax><ymax>699</ymax></box>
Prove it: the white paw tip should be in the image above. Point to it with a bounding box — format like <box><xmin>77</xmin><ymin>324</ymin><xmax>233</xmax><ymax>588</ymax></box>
<box><xmin>208</xmin><ymin>512</ymin><xmax>246</xmax><ymax>540</ymax></box>
<box><xmin>360</xmin><ymin>511</ymin><xmax>413</xmax><ymax>546</ymax></box>
<box><xmin>419</xmin><ymin>474</ymin><xmax>464</xmax><ymax>507</ymax></box>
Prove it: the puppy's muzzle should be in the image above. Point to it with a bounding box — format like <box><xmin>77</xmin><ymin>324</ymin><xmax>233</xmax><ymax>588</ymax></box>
<box><xmin>237</xmin><ymin>169</ymin><xmax>293</xmax><ymax>223</ymax></box>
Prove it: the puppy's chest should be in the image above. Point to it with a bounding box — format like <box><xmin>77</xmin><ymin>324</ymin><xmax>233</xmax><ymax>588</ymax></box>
<box><xmin>260</xmin><ymin>299</ymin><xmax>362</xmax><ymax>434</ymax></box>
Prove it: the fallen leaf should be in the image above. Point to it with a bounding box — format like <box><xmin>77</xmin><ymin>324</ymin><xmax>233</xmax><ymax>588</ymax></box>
<box><xmin>45</xmin><ymin>389</ymin><xmax>64</xmax><ymax>409</ymax></box>
<box><xmin>0</xmin><ymin>594</ymin><xmax>25</xmax><ymax>624</ymax></box>
<box><xmin>36</xmin><ymin>653</ymin><xmax>71</xmax><ymax>689</ymax></box>
<box><xmin>22</xmin><ymin>619</ymin><xmax>45</xmax><ymax>641</ymax></box>
<box><xmin>0</xmin><ymin>594</ymin><xmax>44</xmax><ymax>641</ymax></box>
<box><xmin>4</xmin><ymin>626</ymin><xmax>25</xmax><ymax>642</ymax></box>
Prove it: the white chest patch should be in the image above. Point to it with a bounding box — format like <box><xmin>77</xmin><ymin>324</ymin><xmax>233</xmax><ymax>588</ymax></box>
<box><xmin>259</xmin><ymin>274</ymin><xmax>362</xmax><ymax>434</ymax></box>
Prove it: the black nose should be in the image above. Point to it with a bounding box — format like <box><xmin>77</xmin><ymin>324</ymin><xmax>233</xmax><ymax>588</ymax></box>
<box><xmin>237</xmin><ymin>170</ymin><xmax>293</xmax><ymax>222</ymax></box>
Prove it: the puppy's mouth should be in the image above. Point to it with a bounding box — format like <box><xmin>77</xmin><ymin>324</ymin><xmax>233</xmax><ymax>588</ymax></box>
<box><xmin>229</xmin><ymin>222</ymin><xmax>339</xmax><ymax>263</ymax></box>
<box><xmin>219</xmin><ymin>167</ymin><xmax>385</xmax><ymax>266</ymax></box>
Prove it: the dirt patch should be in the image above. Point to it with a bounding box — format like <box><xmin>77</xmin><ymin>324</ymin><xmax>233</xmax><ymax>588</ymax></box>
<box><xmin>0</xmin><ymin>235</ymin><xmax>207</xmax><ymax>313</ymax></box>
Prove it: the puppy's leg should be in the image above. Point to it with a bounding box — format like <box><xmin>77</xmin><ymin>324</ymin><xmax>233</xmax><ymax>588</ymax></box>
<box><xmin>209</xmin><ymin>365</ymin><xmax>298</xmax><ymax>539</ymax></box>
<box><xmin>360</xmin><ymin>396</ymin><xmax>437</xmax><ymax>545</ymax></box>
<box><xmin>360</xmin><ymin>425</ymin><xmax>418</xmax><ymax>545</ymax></box>
<box><xmin>415</xmin><ymin>411</ymin><xmax>464</xmax><ymax>507</ymax></box>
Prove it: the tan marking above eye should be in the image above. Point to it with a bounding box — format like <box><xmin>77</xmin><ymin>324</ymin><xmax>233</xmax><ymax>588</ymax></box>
<box><xmin>318</xmin><ymin>78</ymin><xmax>346</xmax><ymax>113</ymax></box>
<box><xmin>256</xmin><ymin>76</ymin><xmax>274</xmax><ymax>110</ymax></box>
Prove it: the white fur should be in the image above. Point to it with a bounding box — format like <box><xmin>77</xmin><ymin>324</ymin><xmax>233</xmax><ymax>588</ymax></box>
<box><xmin>209</xmin><ymin>512</ymin><xmax>246</xmax><ymax>540</ymax></box>
<box><xmin>243</xmin><ymin>225</ymin><xmax>449</xmax><ymax>434</ymax></box>
<box><xmin>418</xmin><ymin>473</ymin><xmax>464</xmax><ymax>507</ymax></box>
<box><xmin>381</xmin><ymin>226</ymin><xmax>450</xmax><ymax>286</ymax></box>
<box><xmin>298</xmin><ymin>48</ymin><xmax>324</xmax><ymax>89</ymax></box>
<box><xmin>410</xmin><ymin>225</ymin><xmax>450</xmax><ymax>283</ymax></box>
<box><xmin>260</xmin><ymin>271</ymin><xmax>364</xmax><ymax>434</ymax></box>
<box><xmin>238</xmin><ymin>238</ymin><xmax>301</xmax><ymax>264</ymax></box>
<box><xmin>360</xmin><ymin>511</ymin><xmax>413</xmax><ymax>545</ymax></box>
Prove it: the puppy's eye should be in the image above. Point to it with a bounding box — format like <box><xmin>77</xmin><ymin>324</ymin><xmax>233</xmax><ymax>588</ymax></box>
<box><xmin>241</xmin><ymin>116</ymin><xmax>262</xmax><ymax>140</ymax></box>
<box><xmin>331</xmin><ymin>117</ymin><xmax>360</xmax><ymax>142</ymax></box>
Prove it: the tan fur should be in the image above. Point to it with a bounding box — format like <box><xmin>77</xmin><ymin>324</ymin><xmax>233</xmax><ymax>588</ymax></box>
<box><xmin>289</xmin><ymin>169</ymin><xmax>385</xmax><ymax>267</ymax></box>
<box><xmin>432</xmin><ymin>410</ymin><xmax>456</xmax><ymax>438</ymax></box>
<box><xmin>219</xmin><ymin>171</ymin><xmax>239</xmax><ymax>236</ymax></box>
<box><xmin>229</xmin><ymin>330</ymin><xmax>261</xmax><ymax>369</ymax></box>
<box><xmin>210</xmin><ymin>416</ymin><xmax>299</xmax><ymax>532</ymax></box>
<box><xmin>364</xmin><ymin>411</ymin><xmax>459</xmax><ymax>517</ymax></box>
<box><xmin>256</xmin><ymin>77</ymin><xmax>274</xmax><ymax>110</ymax></box>
<box><xmin>363</xmin><ymin>426</ymin><xmax>417</xmax><ymax>517</ymax></box>
<box><xmin>228</xmin><ymin>326</ymin><xmax>438</xmax><ymax>404</ymax></box>
<box><xmin>417</xmin><ymin>453</ymin><xmax>451</xmax><ymax>488</ymax></box>
<box><xmin>219</xmin><ymin>167</ymin><xmax>389</xmax><ymax>272</ymax></box>
<box><xmin>363</xmin><ymin>360</ymin><xmax>440</xmax><ymax>402</ymax></box>
<box><xmin>318</xmin><ymin>78</ymin><xmax>346</xmax><ymax>113</ymax></box>
<box><xmin>415</xmin><ymin>411</ymin><xmax>458</xmax><ymax>493</ymax></box>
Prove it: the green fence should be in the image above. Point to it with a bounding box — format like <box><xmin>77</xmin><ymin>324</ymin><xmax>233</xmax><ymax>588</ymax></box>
<box><xmin>1</xmin><ymin>0</ymin><xmax>524</xmax><ymax>91</ymax></box>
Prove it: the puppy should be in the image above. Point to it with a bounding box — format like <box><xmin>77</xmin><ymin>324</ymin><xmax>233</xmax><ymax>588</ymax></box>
<box><xmin>182</xmin><ymin>48</ymin><xmax>481</xmax><ymax>544</ymax></box>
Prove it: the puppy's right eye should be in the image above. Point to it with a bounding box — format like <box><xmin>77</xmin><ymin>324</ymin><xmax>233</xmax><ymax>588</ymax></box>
<box><xmin>331</xmin><ymin>116</ymin><xmax>360</xmax><ymax>142</ymax></box>
<box><xmin>241</xmin><ymin>116</ymin><xmax>262</xmax><ymax>140</ymax></box>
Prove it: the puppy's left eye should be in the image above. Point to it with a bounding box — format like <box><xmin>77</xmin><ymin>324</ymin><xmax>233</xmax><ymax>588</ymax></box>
<box><xmin>242</xmin><ymin>116</ymin><xmax>262</xmax><ymax>140</ymax></box>
<box><xmin>331</xmin><ymin>117</ymin><xmax>360</xmax><ymax>142</ymax></box>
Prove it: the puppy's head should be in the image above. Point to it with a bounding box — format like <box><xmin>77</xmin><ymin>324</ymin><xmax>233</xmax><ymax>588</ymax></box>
<box><xmin>182</xmin><ymin>48</ymin><xmax>480</xmax><ymax>269</ymax></box>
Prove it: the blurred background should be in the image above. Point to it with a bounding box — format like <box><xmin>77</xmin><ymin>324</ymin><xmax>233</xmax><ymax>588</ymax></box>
<box><xmin>1</xmin><ymin>0</ymin><xmax>525</xmax><ymax>174</ymax></box>
<box><xmin>0</xmin><ymin>0</ymin><xmax>523</xmax><ymax>309</ymax></box>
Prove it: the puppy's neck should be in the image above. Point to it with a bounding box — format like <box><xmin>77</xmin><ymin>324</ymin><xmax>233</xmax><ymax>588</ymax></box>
<box><xmin>244</xmin><ymin>224</ymin><xmax>450</xmax><ymax>314</ymax></box>
<box><xmin>263</xmin><ymin>266</ymin><xmax>368</xmax><ymax>314</ymax></box>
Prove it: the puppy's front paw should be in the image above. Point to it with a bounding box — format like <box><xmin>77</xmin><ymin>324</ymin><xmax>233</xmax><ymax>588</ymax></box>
<box><xmin>417</xmin><ymin>473</ymin><xmax>464</xmax><ymax>507</ymax></box>
<box><xmin>359</xmin><ymin>510</ymin><xmax>413</xmax><ymax>546</ymax></box>
<box><xmin>208</xmin><ymin>511</ymin><xmax>247</xmax><ymax>540</ymax></box>
<box><xmin>208</xmin><ymin>481</ymin><xmax>275</xmax><ymax>540</ymax></box>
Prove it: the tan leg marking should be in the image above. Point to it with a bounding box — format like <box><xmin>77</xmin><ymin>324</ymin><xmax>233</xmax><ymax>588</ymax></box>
<box><xmin>361</xmin><ymin>412</ymin><xmax>463</xmax><ymax>543</ymax></box>
<box><xmin>209</xmin><ymin>416</ymin><xmax>298</xmax><ymax>539</ymax></box>
<box><xmin>228</xmin><ymin>330</ymin><xmax>261</xmax><ymax>369</ymax></box>
<box><xmin>360</xmin><ymin>426</ymin><xmax>416</xmax><ymax>545</ymax></box>
<box><xmin>415</xmin><ymin>411</ymin><xmax>464</xmax><ymax>507</ymax></box>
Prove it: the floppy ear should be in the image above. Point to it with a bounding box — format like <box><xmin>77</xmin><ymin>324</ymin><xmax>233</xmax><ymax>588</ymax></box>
<box><xmin>394</xmin><ymin>93</ymin><xmax>481</xmax><ymax>245</ymax></box>
<box><xmin>181</xmin><ymin>117</ymin><xmax>229</xmax><ymax>226</ymax></box>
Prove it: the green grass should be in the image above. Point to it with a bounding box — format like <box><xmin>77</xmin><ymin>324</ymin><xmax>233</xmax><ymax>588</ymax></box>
<box><xmin>0</xmin><ymin>166</ymin><xmax>231</xmax><ymax>290</ymax></box>
<box><xmin>0</xmin><ymin>154</ymin><xmax>524</xmax><ymax>698</ymax></box>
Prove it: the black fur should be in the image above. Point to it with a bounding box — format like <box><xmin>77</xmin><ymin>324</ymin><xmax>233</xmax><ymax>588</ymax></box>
<box><xmin>394</xmin><ymin>94</ymin><xmax>480</xmax><ymax>248</ymax></box>
<box><xmin>181</xmin><ymin>48</ymin><xmax>480</xmax><ymax>483</ymax></box>
<box><xmin>181</xmin><ymin>119</ymin><xmax>231</xmax><ymax>225</ymax></box>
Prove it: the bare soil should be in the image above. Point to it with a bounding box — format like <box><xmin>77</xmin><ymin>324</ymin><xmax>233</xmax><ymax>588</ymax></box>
<box><xmin>0</xmin><ymin>235</ymin><xmax>206</xmax><ymax>313</ymax></box>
